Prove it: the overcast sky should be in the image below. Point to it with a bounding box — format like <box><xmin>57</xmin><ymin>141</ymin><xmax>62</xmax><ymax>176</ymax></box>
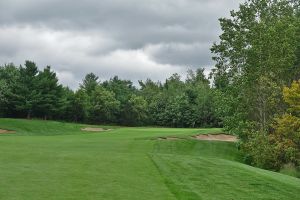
<box><xmin>0</xmin><ymin>0</ymin><xmax>242</xmax><ymax>89</ymax></box>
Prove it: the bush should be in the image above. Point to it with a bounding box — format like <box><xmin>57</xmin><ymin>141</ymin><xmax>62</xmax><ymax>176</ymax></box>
<box><xmin>241</xmin><ymin>132</ymin><xmax>280</xmax><ymax>170</ymax></box>
<box><xmin>242</xmin><ymin>81</ymin><xmax>300</xmax><ymax>171</ymax></box>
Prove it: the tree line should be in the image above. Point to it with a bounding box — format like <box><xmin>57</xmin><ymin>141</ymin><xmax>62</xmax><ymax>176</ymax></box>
<box><xmin>0</xmin><ymin>62</ymin><xmax>220</xmax><ymax>127</ymax></box>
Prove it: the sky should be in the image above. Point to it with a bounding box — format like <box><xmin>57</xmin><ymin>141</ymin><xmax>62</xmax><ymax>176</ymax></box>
<box><xmin>0</xmin><ymin>0</ymin><xmax>242</xmax><ymax>89</ymax></box>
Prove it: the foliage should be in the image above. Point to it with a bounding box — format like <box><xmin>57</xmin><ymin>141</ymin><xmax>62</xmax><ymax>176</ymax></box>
<box><xmin>0</xmin><ymin>62</ymin><xmax>219</xmax><ymax>127</ymax></box>
<box><xmin>89</xmin><ymin>85</ymin><xmax>120</xmax><ymax>123</ymax></box>
<box><xmin>210</xmin><ymin>0</ymin><xmax>300</xmax><ymax>171</ymax></box>
<box><xmin>14</xmin><ymin>61</ymin><xmax>40</xmax><ymax>119</ymax></box>
<box><xmin>211</xmin><ymin>0</ymin><xmax>300</xmax><ymax>133</ymax></box>
<box><xmin>242</xmin><ymin>80</ymin><xmax>300</xmax><ymax>170</ymax></box>
<box><xmin>122</xmin><ymin>94</ymin><xmax>148</xmax><ymax>126</ymax></box>
<box><xmin>283</xmin><ymin>79</ymin><xmax>300</xmax><ymax>115</ymax></box>
<box><xmin>35</xmin><ymin>66</ymin><xmax>63</xmax><ymax>119</ymax></box>
<box><xmin>270</xmin><ymin>80</ymin><xmax>300</xmax><ymax>168</ymax></box>
<box><xmin>80</xmin><ymin>73</ymin><xmax>99</xmax><ymax>95</ymax></box>
<box><xmin>0</xmin><ymin>63</ymin><xmax>20</xmax><ymax>117</ymax></box>
<box><xmin>71</xmin><ymin>89</ymin><xmax>89</xmax><ymax>122</ymax></box>
<box><xmin>272</xmin><ymin>114</ymin><xmax>300</xmax><ymax>165</ymax></box>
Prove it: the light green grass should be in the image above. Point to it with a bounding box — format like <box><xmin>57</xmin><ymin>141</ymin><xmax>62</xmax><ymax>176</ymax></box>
<box><xmin>0</xmin><ymin>118</ymin><xmax>299</xmax><ymax>200</ymax></box>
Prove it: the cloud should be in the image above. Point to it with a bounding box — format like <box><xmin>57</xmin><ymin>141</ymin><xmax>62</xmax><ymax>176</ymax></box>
<box><xmin>144</xmin><ymin>42</ymin><xmax>212</xmax><ymax>67</ymax></box>
<box><xmin>0</xmin><ymin>0</ymin><xmax>242</xmax><ymax>88</ymax></box>
<box><xmin>56</xmin><ymin>71</ymin><xmax>78</xmax><ymax>89</ymax></box>
<box><xmin>0</xmin><ymin>25</ymin><xmax>186</xmax><ymax>88</ymax></box>
<box><xmin>96</xmin><ymin>49</ymin><xmax>187</xmax><ymax>82</ymax></box>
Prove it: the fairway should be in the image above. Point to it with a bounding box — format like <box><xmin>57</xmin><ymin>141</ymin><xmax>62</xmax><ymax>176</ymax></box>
<box><xmin>0</xmin><ymin>119</ymin><xmax>299</xmax><ymax>200</ymax></box>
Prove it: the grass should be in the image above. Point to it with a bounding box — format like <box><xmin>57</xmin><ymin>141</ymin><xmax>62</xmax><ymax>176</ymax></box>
<box><xmin>280</xmin><ymin>164</ymin><xmax>300</xmax><ymax>178</ymax></box>
<box><xmin>0</xmin><ymin>118</ymin><xmax>299</xmax><ymax>200</ymax></box>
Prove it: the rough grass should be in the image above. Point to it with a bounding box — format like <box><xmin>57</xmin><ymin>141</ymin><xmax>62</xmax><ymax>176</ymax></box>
<box><xmin>0</xmin><ymin>118</ymin><xmax>299</xmax><ymax>200</ymax></box>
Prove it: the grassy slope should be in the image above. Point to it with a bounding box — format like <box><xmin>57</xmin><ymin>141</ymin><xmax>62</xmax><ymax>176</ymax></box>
<box><xmin>0</xmin><ymin>118</ymin><xmax>299</xmax><ymax>200</ymax></box>
<box><xmin>0</xmin><ymin>118</ymin><xmax>115</xmax><ymax>135</ymax></box>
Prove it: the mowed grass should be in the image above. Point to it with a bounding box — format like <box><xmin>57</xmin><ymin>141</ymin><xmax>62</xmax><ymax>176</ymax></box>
<box><xmin>0</xmin><ymin>118</ymin><xmax>299</xmax><ymax>200</ymax></box>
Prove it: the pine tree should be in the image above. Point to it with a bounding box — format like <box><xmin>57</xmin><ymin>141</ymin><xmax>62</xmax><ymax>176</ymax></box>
<box><xmin>35</xmin><ymin>66</ymin><xmax>63</xmax><ymax>120</ymax></box>
<box><xmin>14</xmin><ymin>61</ymin><xmax>39</xmax><ymax>119</ymax></box>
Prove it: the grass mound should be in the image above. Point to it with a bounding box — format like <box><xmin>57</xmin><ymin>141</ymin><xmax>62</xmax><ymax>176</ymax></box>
<box><xmin>0</xmin><ymin>118</ymin><xmax>111</xmax><ymax>135</ymax></box>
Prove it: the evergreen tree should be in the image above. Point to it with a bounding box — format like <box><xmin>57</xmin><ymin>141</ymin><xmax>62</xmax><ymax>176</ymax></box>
<box><xmin>0</xmin><ymin>63</ymin><xmax>20</xmax><ymax>117</ymax></box>
<box><xmin>35</xmin><ymin>66</ymin><xmax>63</xmax><ymax>120</ymax></box>
<box><xmin>71</xmin><ymin>89</ymin><xmax>89</xmax><ymax>122</ymax></box>
<box><xmin>14</xmin><ymin>61</ymin><xmax>39</xmax><ymax>119</ymax></box>
<box><xmin>80</xmin><ymin>73</ymin><xmax>99</xmax><ymax>95</ymax></box>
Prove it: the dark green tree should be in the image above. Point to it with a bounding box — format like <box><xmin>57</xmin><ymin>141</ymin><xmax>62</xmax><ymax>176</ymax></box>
<box><xmin>71</xmin><ymin>89</ymin><xmax>89</xmax><ymax>122</ymax></box>
<box><xmin>102</xmin><ymin>76</ymin><xmax>137</xmax><ymax>124</ymax></box>
<box><xmin>14</xmin><ymin>61</ymin><xmax>39</xmax><ymax>119</ymax></box>
<box><xmin>56</xmin><ymin>87</ymin><xmax>76</xmax><ymax>121</ymax></box>
<box><xmin>0</xmin><ymin>63</ymin><xmax>20</xmax><ymax>117</ymax></box>
<box><xmin>80</xmin><ymin>73</ymin><xmax>99</xmax><ymax>95</ymax></box>
<box><xmin>123</xmin><ymin>95</ymin><xmax>148</xmax><ymax>126</ymax></box>
<box><xmin>35</xmin><ymin>66</ymin><xmax>63</xmax><ymax>120</ymax></box>
<box><xmin>89</xmin><ymin>85</ymin><xmax>120</xmax><ymax>123</ymax></box>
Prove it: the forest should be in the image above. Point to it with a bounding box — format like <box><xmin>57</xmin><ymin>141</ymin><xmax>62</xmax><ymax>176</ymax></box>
<box><xmin>0</xmin><ymin>64</ymin><xmax>217</xmax><ymax>128</ymax></box>
<box><xmin>0</xmin><ymin>0</ymin><xmax>300</xmax><ymax>173</ymax></box>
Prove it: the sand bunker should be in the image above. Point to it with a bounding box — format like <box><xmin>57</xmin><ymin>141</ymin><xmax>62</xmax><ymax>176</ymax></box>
<box><xmin>193</xmin><ymin>134</ymin><xmax>237</xmax><ymax>142</ymax></box>
<box><xmin>81</xmin><ymin>127</ymin><xmax>111</xmax><ymax>132</ymax></box>
<box><xmin>157</xmin><ymin>137</ymin><xmax>184</xmax><ymax>140</ymax></box>
<box><xmin>0</xmin><ymin>129</ymin><xmax>15</xmax><ymax>134</ymax></box>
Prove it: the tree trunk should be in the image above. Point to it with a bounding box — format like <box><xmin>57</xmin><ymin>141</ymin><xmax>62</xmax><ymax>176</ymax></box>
<box><xmin>27</xmin><ymin>111</ymin><xmax>31</xmax><ymax>119</ymax></box>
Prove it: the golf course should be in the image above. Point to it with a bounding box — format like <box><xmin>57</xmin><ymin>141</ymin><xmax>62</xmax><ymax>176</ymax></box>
<box><xmin>0</xmin><ymin>118</ymin><xmax>299</xmax><ymax>200</ymax></box>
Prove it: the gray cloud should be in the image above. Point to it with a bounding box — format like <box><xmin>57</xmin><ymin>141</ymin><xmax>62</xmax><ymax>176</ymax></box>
<box><xmin>0</xmin><ymin>0</ymin><xmax>242</xmax><ymax>89</ymax></box>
